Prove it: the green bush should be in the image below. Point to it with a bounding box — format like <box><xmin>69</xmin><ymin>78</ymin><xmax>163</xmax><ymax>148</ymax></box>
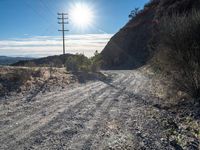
<box><xmin>65</xmin><ymin>56</ymin><xmax>79</xmax><ymax>72</ymax></box>
<box><xmin>64</xmin><ymin>53</ymin><xmax>102</xmax><ymax>72</ymax></box>
<box><xmin>65</xmin><ymin>52</ymin><xmax>102</xmax><ymax>73</ymax></box>
<box><xmin>153</xmin><ymin>10</ymin><xmax>200</xmax><ymax>103</ymax></box>
<box><xmin>65</xmin><ymin>54</ymin><xmax>91</xmax><ymax>72</ymax></box>
<box><xmin>90</xmin><ymin>51</ymin><xmax>102</xmax><ymax>72</ymax></box>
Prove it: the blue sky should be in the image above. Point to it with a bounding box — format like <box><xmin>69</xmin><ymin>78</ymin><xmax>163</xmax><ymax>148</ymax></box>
<box><xmin>0</xmin><ymin>0</ymin><xmax>149</xmax><ymax>57</ymax></box>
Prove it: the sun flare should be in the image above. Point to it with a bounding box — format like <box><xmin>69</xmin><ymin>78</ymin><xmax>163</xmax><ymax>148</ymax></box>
<box><xmin>70</xmin><ymin>3</ymin><xmax>94</xmax><ymax>29</ymax></box>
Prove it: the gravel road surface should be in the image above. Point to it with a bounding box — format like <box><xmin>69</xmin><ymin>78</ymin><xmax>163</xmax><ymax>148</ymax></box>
<box><xmin>0</xmin><ymin>71</ymin><xmax>174</xmax><ymax>150</ymax></box>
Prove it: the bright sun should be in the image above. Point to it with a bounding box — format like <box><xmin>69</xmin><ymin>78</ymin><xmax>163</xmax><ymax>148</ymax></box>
<box><xmin>70</xmin><ymin>3</ymin><xmax>94</xmax><ymax>29</ymax></box>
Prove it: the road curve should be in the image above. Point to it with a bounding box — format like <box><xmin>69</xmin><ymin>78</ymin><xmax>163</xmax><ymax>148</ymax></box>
<box><xmin>0</xmin><ymin>71</ymin><xmax>172</xmax><ymax>150</ymax></box>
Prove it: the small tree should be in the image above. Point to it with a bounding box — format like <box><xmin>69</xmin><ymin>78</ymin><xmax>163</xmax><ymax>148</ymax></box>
<box><xmin>90</xmin><ymin>51</ymin><xmax>102</xmax><ymax>72</ymax></box>
<box><xmin>65</xmin><ymin>56</ymin><xmax>79</xmax><ymax>72</ymax></box>
<box><xmin>129</xmin><ymin>8</ymin><xmax>140</xmax><ymax>19</ymax></box>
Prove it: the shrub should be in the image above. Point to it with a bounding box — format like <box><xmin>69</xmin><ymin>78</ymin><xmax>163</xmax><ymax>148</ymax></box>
<box><xmin>153</xmin><ymin>10</ymin><xmax>200</xmax><ymax>104</ymax></box>
<box><xmin>65</xmin><ymin>54</ymin><xmax>91</xmax><ymax>72</ymax></box>
<box><xmin>65</xmin><ymin>56</ymin><xmax>79</xmax><ymax>72</ymax></box>
<box><xmin>90</xmin><ymin>51</ymin><xmax>102</xmax><ymax>72</ymax></box>
<box><xmin>24</xmin><ymin>61</ymin><xmax>36</xmax><ymax>67</ymax></box>
<box><xmin>65</xmin><ymin>52</ymin><xmax>103</xmax><ymax>73</ymax></box>
<box><xmin>90</xmin><ymin>63</ymin><xmax>99</xmax><ymax>73</ymax></box>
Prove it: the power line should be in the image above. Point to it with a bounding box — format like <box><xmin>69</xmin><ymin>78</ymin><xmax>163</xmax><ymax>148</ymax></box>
<box><xmin>58</xmin><ymin>13</ymin><xmax>69</xmax><ymax>55</ymax></box>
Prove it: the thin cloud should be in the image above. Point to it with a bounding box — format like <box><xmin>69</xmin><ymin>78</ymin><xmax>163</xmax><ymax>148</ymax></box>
<box><xmin>0</xmin><ymin>34</ymin><xmax>112</xmax><ymax>57</ymax></box>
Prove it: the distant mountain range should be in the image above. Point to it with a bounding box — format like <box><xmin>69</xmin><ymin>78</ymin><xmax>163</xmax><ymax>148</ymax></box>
<box><xmin>0</xmin><ymin>56</ymin><xmax>34</xmax><ymax>65</ymax></box>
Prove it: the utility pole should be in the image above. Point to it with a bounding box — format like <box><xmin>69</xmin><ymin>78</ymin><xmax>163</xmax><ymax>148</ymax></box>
<box><xmin>58</xmin><ymin>13</ymin><xmax>69</xmax><ymax>54</ymax></box>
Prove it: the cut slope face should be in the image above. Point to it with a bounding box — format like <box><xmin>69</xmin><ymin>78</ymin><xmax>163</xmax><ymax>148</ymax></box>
<box><xmin>101</xmin><ymin>0</ymin><xmax>200</xmax><ymax>70</ymax></box>
<box><xmin>101</xmin><ymin>4</ymin><xmax>158</xmax><ymax>69</ymax></box>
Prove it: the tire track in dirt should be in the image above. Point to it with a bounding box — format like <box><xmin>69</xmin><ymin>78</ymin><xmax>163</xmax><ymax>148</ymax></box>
<box><xmin>23</xmin><ymin>72</ymin><xmax>128</xmax><ymax>149</ymax></box>
<box><xmin>0</xmin><ymin>71</ymin><xmax>128</xmax><ymax>149</ymax></box>
<box><xmin>67</xmin><ymin>89</ymin><xmax>121</xmax><ymax>149</ymax></box>
<box><xmin>0</xmin><ymin>81</ymin><xmax>101</xmax><ymax>118</ymax></box>
<box><xmin>1</xmin><ymin>71</ymin><xmax>167</xmax><ymax>150</ymax></box>
<box><xmin>68</xmin><ymin>72</ymin><xmax>135</xmax><ymax>149</ymax></box>
<box><xmin>81</xmin><ymin>76</ymin><xmax>135</xmax><ymax>149</ymax></box>
<box><xmin>0</xmin><ymin>82</ymin><xmax>103</xmax><ymax>136</ymax></box>
<box><xmin>0</xmin><ymin>83</ymin><xmax>107</xmax><ymax>149</ymax></box>
<box><xmin>2</xmin><ymin>71</ymin><xmax>125</xmax><ymax>130</ymax></box>
<box><xmin>9</xmin><ymin>74</ymin><xmax>126</xmax><ymax>149</ymax></box>
<box><xmin>27</xmin><ymin>88</ymin><xmax>117</xmax><ymax>150</ymax></box>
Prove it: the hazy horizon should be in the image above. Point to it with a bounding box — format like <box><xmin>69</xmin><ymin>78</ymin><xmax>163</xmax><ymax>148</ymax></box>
<box><xmin>0</xmin><ymin>34</ymin><xmax>113</xmax><ymax>58</ymax></box>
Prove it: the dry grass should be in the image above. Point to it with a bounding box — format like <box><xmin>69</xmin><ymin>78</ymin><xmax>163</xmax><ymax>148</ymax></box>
<box><xmin>0</xmin><ymin>66</ymin><xmax>76</xmax><ymax>96</ymax></box>
<box><xmin>151</xmin><ymin>10</ymin><xmax>200</xmax><ymax>105</ymax></box>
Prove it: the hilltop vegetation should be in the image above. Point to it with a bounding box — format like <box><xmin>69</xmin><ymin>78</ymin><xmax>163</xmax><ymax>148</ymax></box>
<box><xmin>0</xmin><ymin>51</ymin><xmax>104</xmax><ymax>98</ymax></box>
<box><xmin>13</xmin><ymin>52</ymin><xmax>101</xmax><ymax>73</ymax></box>
<box><xmin>11</xmin><ymin>52</ymin><xmax>104</xmax><ymax>85</ymax></box>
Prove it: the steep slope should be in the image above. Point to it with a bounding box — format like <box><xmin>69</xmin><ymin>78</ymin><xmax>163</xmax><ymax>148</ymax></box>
<box><xmin>101</xmin><ymin>3</ymin><xmax>159</xmax><ymax>69</ymax></box>
<box><xmin>156</xmin><ymin>0</ymin><xmax>200</xmax><ymax>18</ymax></box>
<box><xmin>101</xmin><ymin>0</ymin><xmax>200</xmax><ymax>69</ymax></box>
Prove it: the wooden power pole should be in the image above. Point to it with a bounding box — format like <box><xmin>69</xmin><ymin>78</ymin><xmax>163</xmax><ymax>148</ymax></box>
<box><xmin>58</xmin><ymin>13</ymin><xmax>69</xmax><ymax>54</ymax></box>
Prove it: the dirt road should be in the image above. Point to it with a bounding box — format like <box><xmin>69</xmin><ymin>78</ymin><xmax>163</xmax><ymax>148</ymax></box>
<box><xmin>0</xmin><ymin>71</ymin><xmax>173</xmax><ymax>150</ymax></box>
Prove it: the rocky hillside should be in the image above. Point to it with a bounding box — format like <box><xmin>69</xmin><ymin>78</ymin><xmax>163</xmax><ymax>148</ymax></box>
<box><xmin>101</xmin><ymin>0</ymin><xmax>199</xmax><ymax>69</ymax></box>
